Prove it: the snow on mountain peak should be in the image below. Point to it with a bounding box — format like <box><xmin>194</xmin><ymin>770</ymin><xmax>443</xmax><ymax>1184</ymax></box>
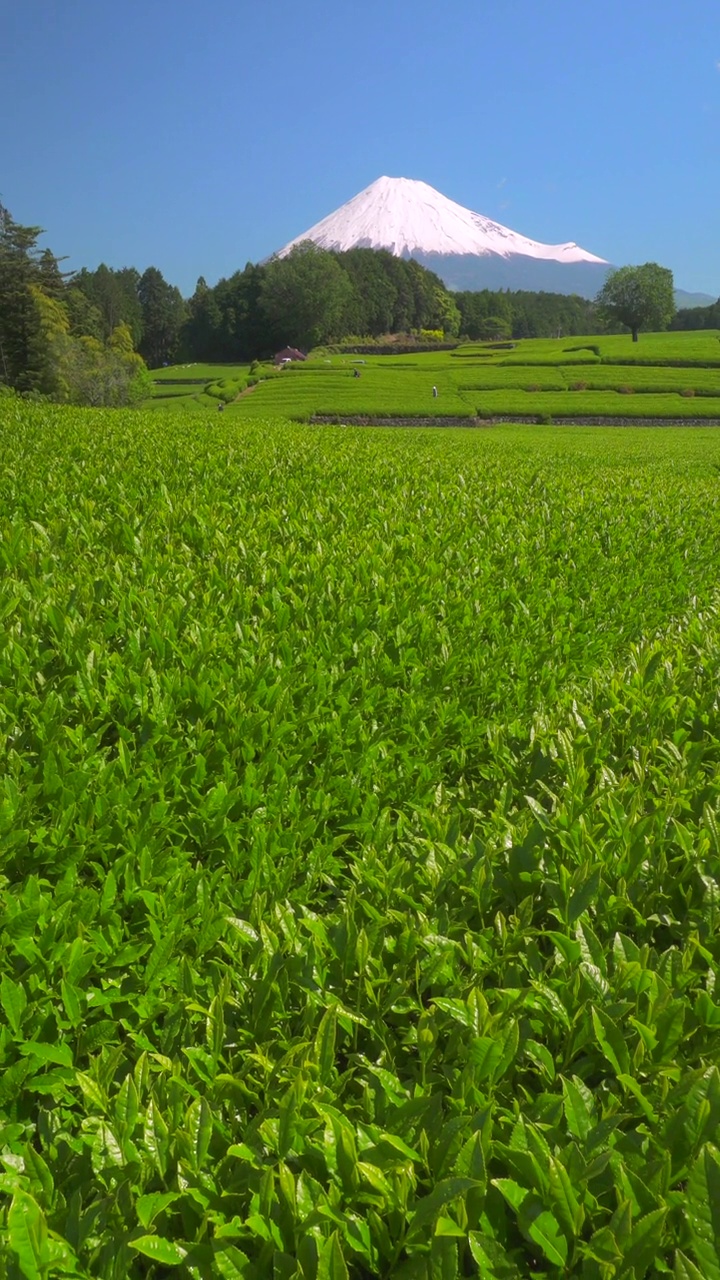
<box><xmin>277</xmin><ymin>175</ymin><xmax>607</xmax><ymax>266</ymax></box>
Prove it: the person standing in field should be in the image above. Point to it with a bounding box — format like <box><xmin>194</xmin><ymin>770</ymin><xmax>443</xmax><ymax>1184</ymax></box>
<box><xmin>432</xmin><ymin>385</ymin><xmax>438</xmax><ymax>398</ymax></box>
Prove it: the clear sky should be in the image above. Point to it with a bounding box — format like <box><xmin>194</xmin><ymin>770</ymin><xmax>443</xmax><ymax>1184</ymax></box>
<box><xmin>4</xmin><ymin>0</ymin><xmax>719</xmax><ymax>297</ymax></box>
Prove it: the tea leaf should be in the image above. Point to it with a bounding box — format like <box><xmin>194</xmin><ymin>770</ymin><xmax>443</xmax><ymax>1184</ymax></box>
<box><xmin>131</xmin><ymin>1234</ymin><xmax>188</xmax><ymax>1265</ymax></box>
<box><xmin>317</xmin><ymin>1231</ymin><xmax>349</xmax><ymax>1280</ymax></box>
<box><xmin>1</xmin><ymin>974</ymin><xmax>27</xmax><ymax>1035</ymax></box>
<box><xmin>7</xmin><ymin>1191</ymin><xmax>47</xmax><ymax>1280</ymax></box>
<box><xmin>687</xmin><ymin>1144</ymin><xmax>720</xmax><ymax>1280</ymax></box>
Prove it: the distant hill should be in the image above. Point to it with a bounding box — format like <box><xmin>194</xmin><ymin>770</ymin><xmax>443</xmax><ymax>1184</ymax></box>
<box><xmin>674</xmin><ymin>289</ymin><xmax>717</xmax><ymax>310</ymax></box>
<box><xmin>412</xmin><ymin>250</ymin><xmax>610</xmax><ymax>299</ymax></box>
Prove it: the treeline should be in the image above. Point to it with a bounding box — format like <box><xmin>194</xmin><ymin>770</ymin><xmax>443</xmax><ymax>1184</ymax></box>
<box><xmin>69</xmin><ymin>244</ymin><xmax>461</xmax><ymax>365</ymax></box>
<box><xmin>1</xmin><ymin>210</ymin><xmax>464</xmax><ymax>391</ymax></box>
<box><xmin>0</xmin><ymin>205</ymin><xmax>153</xmax><ymax>405</ymax></box>
<box><xmin>3</xmin><ymin>198</ymin><xmax>719</xmax><ymax>404</ymax></box>
<box><xmin>180</xmin><ymin>244</ymin><xmax>462</xmax><ymax>361</ymax></box>
<box><xmin>454</xmin><ymin>288</ymin><xmax>605</xmax><ymax>340</ymax></box>
<box><xmin>670</xmin><ymin>300</ymin><xmax>720</xmax><ymax>331</ymax></box>
<box><xmin>77</xmin><ymin>249</ymin><xmax>602</xmax><ymax>365</ymax></box>
<box><xmin>70</xmin><ymin>244</ymin><xmax>462</xmax><ymax>364</ymax></box>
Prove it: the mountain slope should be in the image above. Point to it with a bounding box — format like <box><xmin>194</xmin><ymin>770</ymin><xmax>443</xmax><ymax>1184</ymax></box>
<box><xmin>279</xmin><ymin>176</ymin><xmax>607</xmax><ymax>264</ymax></box>
<box><xmin>674</xmin><ymin>289</ymin><xmax>717</xmax><ymax>309</ymax></box>
<box><xmin>277</xmin><ymin>176</ymin><xmax>610</xmax><ymax>296</ymax></box>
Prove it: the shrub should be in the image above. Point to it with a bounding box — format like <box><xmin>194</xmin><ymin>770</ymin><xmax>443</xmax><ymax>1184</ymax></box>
<box><xmin>205</xmin><ymin>377</ymin><xmax>247</xmax><ymax>403</ymax></box>
<box><xmin>5</xmin><ymin>406</ymin><xmax>720</xmax><ymax>1274</ymax></box>
<box><xmin>246</xmin><ymin>365</ymin><xmax>280</xmax><ymax>389</ymax></box>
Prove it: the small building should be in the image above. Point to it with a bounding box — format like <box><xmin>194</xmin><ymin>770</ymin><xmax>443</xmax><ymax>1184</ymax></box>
<box><xmin>274</xmin><ymin>347</ymin><xmax>307</xmax><ymax>366</ymax></box>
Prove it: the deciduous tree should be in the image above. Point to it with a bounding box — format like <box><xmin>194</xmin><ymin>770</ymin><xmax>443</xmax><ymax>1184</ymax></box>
<box><xmin>595</xmin><ymin>263</ymin><xmax>675</xmax><ymax>342</ymax></box>
<box><xmin>259</xmin><ymin>243</ymin><xmax>353</xmax><ymax>351</ymax></box>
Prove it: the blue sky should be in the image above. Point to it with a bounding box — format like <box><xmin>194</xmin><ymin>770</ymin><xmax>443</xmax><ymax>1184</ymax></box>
<box><xmin>4</xmin><ymin>0</ymin><xmax>719</xmax><ymax>297</ymax></box>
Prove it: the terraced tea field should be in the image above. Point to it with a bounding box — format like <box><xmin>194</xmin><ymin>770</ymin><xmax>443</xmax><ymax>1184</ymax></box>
<box><xmin>2</xmin><ymin>402</ymin><xmax>720</xmax><ymax>1277</ymax></box>
<box><xmin>150</xmin><ymin>331</ymin><xmax>720</xmax><ymax>423</ymax></box>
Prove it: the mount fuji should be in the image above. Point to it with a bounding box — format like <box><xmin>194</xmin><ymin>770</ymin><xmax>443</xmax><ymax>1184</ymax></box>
<box><xmin>277</xmin><ymin>176</ymin><xmax>611</xmax><ymax>298</ymax></box>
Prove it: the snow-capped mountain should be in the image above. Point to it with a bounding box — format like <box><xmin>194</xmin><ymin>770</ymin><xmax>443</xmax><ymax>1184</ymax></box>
<box><xmin>279</xmin><ymin>176</ymin><xmax>605</xmax><ymax>264</ymax></box>
<box><xmin>277</xmin><ymin>176</ymin><xmax>611</xmax><ymax>297</ymax></box>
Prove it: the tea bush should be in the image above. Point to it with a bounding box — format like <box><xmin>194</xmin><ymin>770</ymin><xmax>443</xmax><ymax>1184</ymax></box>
<box><xmin>2</xmin><ymin>405</ymin><xmax>720</xmax><ymax>1276</ymax></box>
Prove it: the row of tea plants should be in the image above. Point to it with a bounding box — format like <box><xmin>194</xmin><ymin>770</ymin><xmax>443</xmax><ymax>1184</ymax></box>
<box><xmin>1</xmin><ymin>406</ymin><xmax>720</xmax><ymax>1276</ymax></box>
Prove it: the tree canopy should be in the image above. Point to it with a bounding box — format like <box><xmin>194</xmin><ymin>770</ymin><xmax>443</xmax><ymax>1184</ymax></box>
<box><xmin>9</xmin><ymin>195</ymin><xmax>715</xmax><ymax>394</ymax></box>
<box><xmin>595</xmin><ymin>263</ymin><xmax>675</xmax><ymax>342</ymax></box>
<box><xmin>454</xmin><ymin>288</ymin><xmax>603</xmax><ymax>340</ymax></box>
<box><xmin>0</xmin><ymin>203</ymin><xmax>152</xmax><ymax>405</ymax></box>
<box><xmin>259</xmin><ymin>243</ymin><xmax>354</xmax><ymax>352</ymax></box>
<box><xmin>73</xmin><ymin>265</ymin><xmax>143</xmax><ymax>344</ymax></box>
<box><xmin>136</xmin><ymin>267</ymin><xmax>187</xmax><ymax>368</ymax></box>
<box><xmin>670</xmin><ymin>296</ymin><xmax>720</xmax><ymax>331</ymax></box>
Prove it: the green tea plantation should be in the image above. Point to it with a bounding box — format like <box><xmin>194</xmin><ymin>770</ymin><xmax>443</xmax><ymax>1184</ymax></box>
<box><xmin>2</xmin><ymin>401</ymin><xmax>720</xmax><ymax>1278</ymax></box>
<box><xmin>149</xmin><ymin>331</ymin><xmax>720</xmax><ymax>423</ymax></box>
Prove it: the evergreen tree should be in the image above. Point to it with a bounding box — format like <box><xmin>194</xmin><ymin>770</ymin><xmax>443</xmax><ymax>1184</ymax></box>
<box><xmin>181</xmin><ymin>277</ymin><xmax>225</xmax><ymax>362</ymax></box>
<box><xmin>74</xmin><ymin>264</ymin><xmax>143</xmax><ymax>344</ymax></box>
<box><xmin>37</xmin><ymin>247</ymin><xmax>70</xmax><ymax>299</ymax></box>
<box><xmin>65</xmin><ymin>287</ymin><xmax>105</xmax><ymax>340</ymax></box>
<box><xmin>137</xmin><ymin>267</ymin><xmax>186</xmax><ymax>367</ymax></box>
<box><xmin>0</xmin><ymin>204</ymin><xmax>47</xmax><ymax>388</ymax></box>
<box><xmin>224</xmin><ymin>263</ymin><xmax>268</xmax><ymax>359</ymax></box>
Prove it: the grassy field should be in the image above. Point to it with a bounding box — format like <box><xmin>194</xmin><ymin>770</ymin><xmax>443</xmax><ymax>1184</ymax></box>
<box><xmin>148</xmin><ymin>332</ymin><xmax>720</xmax><ymax>421</ymax></box>
<box><xmin>1</xmin><ymin>400</ymin><xmax>720</xmax><ymax>1276</ymax></box>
